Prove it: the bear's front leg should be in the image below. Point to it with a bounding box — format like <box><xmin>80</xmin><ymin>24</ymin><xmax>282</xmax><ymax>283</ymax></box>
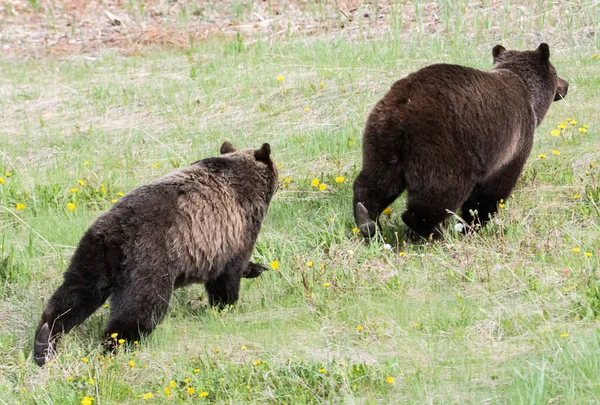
<box><xmin>205</xmin><ymin>271</ymin><xmax>242</xmax><ymax>309</ymax></box>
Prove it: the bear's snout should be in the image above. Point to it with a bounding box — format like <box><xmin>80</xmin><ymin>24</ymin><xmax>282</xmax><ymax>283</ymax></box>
<box><xmin>554</xmin><ymin>77</ymin><xmax>568</xmax><ymax>101</ymax></box>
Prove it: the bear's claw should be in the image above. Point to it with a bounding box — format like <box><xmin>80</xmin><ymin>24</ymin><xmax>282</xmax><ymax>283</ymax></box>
<box><xmin>243</xmin><ymin>262</ymin><xmax>267</xmax><ymax>279</ymax></box>
<box><xmin>33</xmin><ymin>323</ymin><xmax>51</xmax><ymax>366</ymax></box>
<box><xmin>355</xmin><ymin>202</ymin><xmax>377</xmax><ymax>238</ymax></box>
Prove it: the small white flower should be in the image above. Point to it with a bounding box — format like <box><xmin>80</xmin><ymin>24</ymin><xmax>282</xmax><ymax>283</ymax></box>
<box><xmin>383</xmin><ymin>244</ymin><xmax>392</xmax><ymax>250</ymax></box>
<box><xmin>454</xmin><ymin>223</ymin><xmax>464</xmax><ymax>232</ymax></box>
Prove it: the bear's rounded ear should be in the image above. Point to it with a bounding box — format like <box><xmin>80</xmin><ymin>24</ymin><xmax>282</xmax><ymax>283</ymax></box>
<box><xmin>220</xmin><ymin>141</ymin><xmax>235</xmax><ymax>155</ymax></box>
<box><xmin>492</xmin><ymin>45</ymin><xmax>506</xmax><ymax>61</ymax></box>
<box><xmin>536</xmin><ymin>43</ymin><xmax>550</xmax><ymax>61</ymax></box>
<box><xmin>254</xmin><ymin>143</ymin><xmax>271</xmax><ymax>163</ymax></box>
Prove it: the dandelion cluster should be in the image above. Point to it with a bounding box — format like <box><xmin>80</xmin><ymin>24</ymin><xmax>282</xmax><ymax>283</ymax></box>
<box><xmin>548</xmin><ymin>118</ymin><xmax>590</xmax><ymax>138</ymax></box>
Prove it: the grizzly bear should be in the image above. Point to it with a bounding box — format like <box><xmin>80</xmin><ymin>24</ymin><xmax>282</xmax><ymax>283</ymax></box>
<box><xmin>353</xmin><ymin>43</ymin><xmax>568</xmax><ymax>240</ymax></box>
<box><xmin>33</xmin><ymin>142</ymin><xmax>278</xmax><ymax>366</ymax></box>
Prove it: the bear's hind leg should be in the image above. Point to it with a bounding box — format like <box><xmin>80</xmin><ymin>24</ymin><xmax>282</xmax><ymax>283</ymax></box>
<box><xmin>460</xmin><ymin>157</ymin><xmax>526</xmax><ymax>231</ymax></box>
<box><xmin>34</xmin><ymin>257</ymin><xmax>112</xmax><ymax>366</ymax></box>
<box><xmin>353</xmin><ymin>169</ymin><xmax>404</xmax><ymax>238</ymax></box>
<box><xmin>104</xmin><ymin>280</ymin><xmax>172</xmax><ymax>349</ymax></box>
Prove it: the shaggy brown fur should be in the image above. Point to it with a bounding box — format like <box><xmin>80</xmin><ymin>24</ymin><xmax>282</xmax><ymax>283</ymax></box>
<box><xmin>353</xmin><ymin>43</ymin><xmax>568</xmax><ymax>240</ymax></box>
<box><xmin>33</xmin><ymin>142</ymin><xmax>278</xmax><ymax>366</ymax></box>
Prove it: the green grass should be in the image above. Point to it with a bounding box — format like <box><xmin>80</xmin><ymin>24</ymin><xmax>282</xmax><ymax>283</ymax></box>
<box><xmin>1</xmin><ymin>2</ymin><xmax>600</xmax><ymax>404</ymax></box>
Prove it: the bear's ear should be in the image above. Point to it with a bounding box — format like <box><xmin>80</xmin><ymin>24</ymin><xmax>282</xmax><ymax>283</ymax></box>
<box><xmin>254</xmin><ymin>143</ymin><xmax>271</xmax><ymax>163</ymax></box>
<box><xmin>492</xmin><ymin>45</ymin><xmax>506</xmax><ymax>62</ymax></box>
<box><xmin>220</xmin><ymin>141</ymin><xmax>235</xmax><ymax>155</ymax></box>
<box><xmin>536</xmin><ymin>43</ymin><xmax>550</xmax><ymax>61</ymax></box>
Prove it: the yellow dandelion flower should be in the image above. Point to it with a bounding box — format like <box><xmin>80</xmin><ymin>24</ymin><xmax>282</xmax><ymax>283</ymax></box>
<box><xmin>411</xmin><ymin>322</ymin><xmax>420</xmax><ymax>327</ymax></box>
<box><xmin>592</xmin><ymin>53</ymin><xmax>598</xmax><ymax>59</ymax></box>
<box><xmin>253</xmin><ymin>360</ymin><xmax>261</xmax><ymax>366</ymax></box>
<box><xmin>572</xmin><ymin>247</ymin><xmax>581</xmax><ymax>253</ymax></box>
<box><xmin>558</xmin><ymin>123</ymin><xmax>567</xmax><ymax>129</ymax></box>
<box><xmin>382</xmin><ymin>207</ymin><xmax>392</xmax><ymax>215</ymax></box>
<box><xmin>550</xmin><ymin>129</ymin><xmax>560</xmax><ymax>137</ymax></box>
<box><xmin>153</xmin><ymin>162</ymin><xmax>161</xmax><ymax>169</ymax></box>
<box><xmin>142</xmin><ymin>393</ymin><xmax>153</xmax><ymax>400</ymax></box>
<box><xmin>399</xmin><ymin>251</ymin><xmax>407</xmax><ymax>257</ymax></box>
<box><xmin>111</xmin><ymin>199</ymin><xmax>118</xmax><ymax>203</ymax></box>
<box><xmin>277</xmin><ymin>75</ymin><xmax>284</xmax><ymax>82</ymax></box>
<box><xmin>111</xmin><ymin>333</ymin><xmax>118</xmax><ymax>339</ymax></box>
<box><xmin>356</xmin><ymin>325</ymin><xmax>363</xmax><ymax>331</ymax></box>
<box><xmin>311</xmin><ymin>178</ymin><xmax>320</xmax><ymax>187</ymax></box>
<box><xmin>560</xmin><ymin>333</ymin><xmax>568</xmax><ymax>338</ymax></box>
<box><xmin>579</xmin><ymin>127</ymin><xmax>588</xmax><ymax>134</ymax></box>
<box><xmin>319</xmin><ymin>183</ymin><xmax>327</xmax><ymax>191</ymax></box>
<box><xmin>67</xmin><ymin>377</ymin><xmax>73</xmax><ymax>382</ymax></box>
<box><xmin>69</xmin><ymin>188</ymin><xmax>79</xmax><ymax>193</ymax></box>
<box><xmin>570</xmin><ymin>120</ymin><xmax>577</xmax><ymax>125</ymax></box>
<box><xmin>322</xmin><ymin>282</ymin><xmax>331</xmax><ymax>287</ymax></box>
<box><xmin>270</xmin><ymin>261</ymin><xmax>279</xmax><ymax>270</ymax></box>
<box><xmin>583</xmin><ymin>125</ymin><xmax>589</xmax><ymax>129</ymax></box>
<box><xmin>81</xmin><ymin>357</ymin><xmax>89</xmax><ymax>363</ymax></box>
<box><xmin>304</xmin><ymin>107</ymin><xmax>310</xmax><ymax>112</ymax></box>
<box><xmin>88</xmin><ymin>378</ymin><xmax>94</xmax><ymax>385</ymax></box>
<box><xmin>335</xmin><ymin>176</ymin><xmax>345</xmax><ymax>183</ymax></box>
<box><xmin>574</xmin><ymin>194</ymin><xmax>580</xmax><ymax>199</ymax></box>
<box><xmin>352</xmin><ymin>227</ymin><xmax>359</xmax><ymax>234</ymax></box>
<box><xmin>538</xmin><ymin>154</ymin><xmax>546</xmax><ymax>159</ymax></box>
<box><xmin>184</xmin><ymin>378</ymin><xmax>191</xmax><ymax>384</ymax></box>
<box><xmin>5</xmin><ymin>172</ymin><xmax>10</xmax><ymax>177</ymax></box>
<box><xmin>552</xmin><ymin>150</ymin><xmax>560</xmax><ymax>155</ymax></box>
<box><xmin>81</xmin><ymin>397</ymin><xmax>94</xmax><ymax>405</ymax></box>
<box><xmin>499</xmin><ymin>203</ymin><xmax>505</xmax><ymax>209</ymax></box>
<box><xmin>118</xmin><ymin>339</ymin><xmax>125</xmax><ymax>345</ymax></box>
<box><xmin>78</xmin><ymin>180</ymin><xmax>85</xmax><ymax>186</ymax></box>
<box><xmin>590</xmin><ymin>162</ymin><xmax>597</xmax><ymax>168</ymax></box>
<box><xmin>319</xmin><ymin>83</ymin><xmax>325</xmax><ymax>88</ymax></box>
<box><xmin>386</xmin><ymin>376</ymin><xmax>395</xmax><ymax>385</ymax></box>
<box><xmin>0</xmin><ymin>177</ymin><xmax>4</xmax><ymax>184</ymax></box>
<box><xmin>199</xmin><ymin>392</ymin><xmax>209</xmax><ymax>397</ymax></box>
<box><xmin>307</xmin><ymin>261</ymin><xmax>314</xmax><ymax>267</ymax></box>
<box><xmin>103</xmin><ymin>303</ymin><xmax>109</xmax><ymax>308</ymax></box>
<box><xmin>84</xmin><ymin>161</ymin><xmax>89</xmax><ymax>167</ymax></box>
<box><xmin>117</xmin><ymin>191</ymin><xmax>124</xmax><ymax>197</ymax></box>
<box><xmin>164</xmin><ymin>387</ymin><xmax>171</xmax><ymax>395</ymax></box>
<box><xmin>67</xmin><ymin>203</ymin><xmax>76</xmax><ymax>211</ymax></box>
<box><xmin>194</xmin><ymin>368</ymin><xmax>201</xmax><ymax>372</ymax></box>
<box><xmin>187</xmin><ymin>387</ymin><xmax>195</xmax><ymax>395</ymax></box>
<box><xmin>284</xmin><ymin>177</ymin><xmax>291</xmax><ymax>183</ymax></box>
<box><xmin>170</xmin><ymin>381</ymin><xmax>176</xmax><ymax>389</ymax></box>
<box><xmin>319</xmin><ymin>368</ymin><xmax>326</xmax><ymax>374</ymax></box>
<box><xmin>134</xmin><ymin>340</ymin><xmax>139</xmax><ymax>345</ymax></box>
<box><xmin>128</xmin><ymin>360</ymin><xmax>135</xmax><ymax>367</ymax></box>
<box><xmin>16</xmin><ymin>203</ymin><xmax>26</xmax><ymax>211</ymax></box>
<box><xmin>585</xmin><ymin>252</ymin><xmax>593</xmax><ymax>257</ymax></box>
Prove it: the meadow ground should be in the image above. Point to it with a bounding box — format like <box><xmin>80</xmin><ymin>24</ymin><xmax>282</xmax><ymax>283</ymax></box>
<box><xmin>1</xmin><ymin>1</ymin><xmax>600</xmax><ymax>403</ymax></box>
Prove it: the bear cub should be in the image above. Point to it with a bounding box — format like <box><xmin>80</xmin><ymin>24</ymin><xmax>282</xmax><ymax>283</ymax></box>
<box><xmin>353</xmin><ymin>43</ymin><xmax>568</xmax><ymax>240</ymax></box>
<box><xmin>34</xmin><ymin>142</ymin><xmax>278</xmax><ymax>366</ymax></box>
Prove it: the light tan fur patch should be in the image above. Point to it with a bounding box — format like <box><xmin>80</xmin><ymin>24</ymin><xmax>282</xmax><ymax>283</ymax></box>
<box><xmin>165</xmin><ymin>166</ymin><xmax>246</xmax><ymax>277</ymax></box>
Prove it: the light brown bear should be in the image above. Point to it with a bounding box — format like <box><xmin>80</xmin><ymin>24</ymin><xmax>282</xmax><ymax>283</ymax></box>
<box><xmin>34</xmin><ymin>142</ymin><xmax>278</xmax><ymax>366</ymax></box>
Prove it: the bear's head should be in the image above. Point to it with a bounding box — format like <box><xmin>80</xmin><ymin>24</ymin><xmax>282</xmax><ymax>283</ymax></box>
<box><xmin>220</xmin><ymin>141</ymin><xmax>279</xmax><ymax>197</ymax></box>
<box><xmin>492</xmin><ymin>43</ymin><xmax>568</xmax><ymax>125</ymax></box>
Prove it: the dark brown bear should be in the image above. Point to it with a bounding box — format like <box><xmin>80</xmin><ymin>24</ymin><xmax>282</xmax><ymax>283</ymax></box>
<box><xmin>33</xmin><ymin>142</ymin><xmax>278</xmax><ymax>366</ymax></box>
<box><xmin>353</xmin><ymin>43</ymin><xmax>568</xmax><ymax>240</ymax></box>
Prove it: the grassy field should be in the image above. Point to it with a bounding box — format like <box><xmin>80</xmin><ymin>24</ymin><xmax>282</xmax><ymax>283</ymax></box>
<box><xmin>1</xmin><ymin>1</ymin><xmax>600</xmax><ymax>403</ymax></box>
